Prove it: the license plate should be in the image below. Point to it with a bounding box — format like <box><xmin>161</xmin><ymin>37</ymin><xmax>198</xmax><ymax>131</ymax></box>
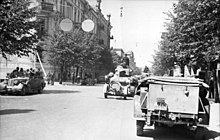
<box><xmin>154</xmin><ymin>98</ymin><xmax>167</xmax><ymax>110</ymax></box>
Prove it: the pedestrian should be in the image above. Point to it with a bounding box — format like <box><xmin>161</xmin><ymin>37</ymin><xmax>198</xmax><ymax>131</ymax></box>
<box><xmin>72</xmin><ymin>72</ymin><xmax>75</xmax><ymax>84</ymax></box>
<box><xmin>122</xmin><ymin>54</ymin><xmax>129</xmax><ymax>68</ymax></box>
<box><xmin>88</xmin><ymin>73</ymin><xmax>92</xmax><ymax>85</ymax></box>
<box><xmin>209</xmin><ymin>76</ymin><xmax>214</xmax><ymax>99</ymax></box>
<box><xmin>77</xmin><ymin>75</ymin><xmax>80</xmax><ymax>84</ymax></box>
<box><xmin>50</xmin><ymin>72</ymin><xmax>55</xmax><ymax>85</ymax></box>
<box><xmin>46</xmin><ymin>72</ymin><xmax>51</xmax><ymax>85</ymax></box>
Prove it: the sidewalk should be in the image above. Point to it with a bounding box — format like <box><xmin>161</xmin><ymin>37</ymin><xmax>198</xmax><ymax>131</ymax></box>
<box><xmin>207</xmin><ymin>103</ymin><xmax>220</xmax><ymax>140</ymax></box>
<box><xmin>52</xmin><ymin>81</ymin><xmax>103</xmax><ymax>86</ymax></box>
<box><xmin>51</xmin><ymin>81</ymin><xmax>78</xmax><ymax>86</ymax></box>
<box><xmin>208</xmin><ymin>103</ymin><xmax>220</xmax><ymax>130</ymax></box>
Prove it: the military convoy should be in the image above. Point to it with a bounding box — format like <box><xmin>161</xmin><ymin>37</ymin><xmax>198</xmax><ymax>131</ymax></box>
<box><xmin>0</xmin><ymin>76</ymin><xmax>46</xmax><ymax>95</ymax></box>
<box><xmin>133</xmin><ymin>76</ymin><xmax>210</xmax><ymax>139</ymax></box>
<box><xmin>103</xmin><ymin>66</ymin><xmax>138</xmax><ymax>99</ymax></box>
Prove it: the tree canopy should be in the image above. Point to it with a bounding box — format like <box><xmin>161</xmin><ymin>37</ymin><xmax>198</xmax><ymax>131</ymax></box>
<box><xmin>152</xmin><ymin>0</ymin><xmax>220</xmax><ymax>75</ymax></box>
<box><xmin>47</xmin><ymin>29</ymin><xmax>103</xmax><ymax>65</ymax></box>
<box><xmin>0</xmin><ymin>0</ymin><xmax>38</xmax><ymax>58</ymax></box>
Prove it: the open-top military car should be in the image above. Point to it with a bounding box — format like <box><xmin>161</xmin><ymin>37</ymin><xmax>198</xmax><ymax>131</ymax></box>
<box><xmin>134</xmin><ymin>76</ymin><xmax>210</xmax><ymax>139</ymax></box>
<box><xmin>103</xmin><ymin>66</ymin><xmax>138</xmax><ymax>99</ymax></box>
<box><xmin>1</xmin><ymin>76</ymin><xmax>46</xmax><ymax>95</ymax></box>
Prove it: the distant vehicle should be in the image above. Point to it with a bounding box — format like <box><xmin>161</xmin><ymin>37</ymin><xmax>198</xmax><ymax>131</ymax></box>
<box><xmin>81</xmin><ymin>78</ymin><xmax>96</xmax><ymax>86</ymax></box>
<box><xmin>103</xmin><ymin>66</ymin><xmax>138</xmax><ymax>99</ymax></box>
<box><xmin>1</xmin><ymin>76</ymin><xmax>46</xmax><ymax>95</ymax></box>
<box><xmin>97</xmin><ymin>76</ymin><xmax>106</xmax><ymax>83</ymax></box>
<box><xmin>133</xmin><ymin>76</ymin><xmax>210</xmax><ymax>140</ymax></box>
<box><xmin>0</xmin><ymin>78</ymin><xmax>8</xmax><ymax>93</ymax></box>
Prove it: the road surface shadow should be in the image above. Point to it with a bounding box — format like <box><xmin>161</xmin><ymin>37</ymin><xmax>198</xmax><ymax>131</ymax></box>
<box><xmin>116</xmin><ymin>97</ymin><xmax>133</xmax><ymax>100</ymax></box>
<box><xmin>0</xmin><ymin>93</ymin><xmax>41</xmax><ymax>96</ymax></box>
<box><xmin>140</xmin><ymin>125</ymin><xmax>220</xmax><ymax>140</ymax></box>
<box><xmin>97</xmin><ymin>96</ymin><xmax>133</xmax><ymax>101</ymax></box>
<box><xmin>43</xmin><ymin>89</ymin><xmax>80</xmax><ymax>94</ymax></box>
<box><xmin>141</xmin><ymin>126</ymin><xmax>193</xmax><ymax>140</ymax></box>
<box><xmin>0</xmin><ymin>109</ymin><xmax>36</xmax><ymax>115</ymax></box>
<box><xmin>206</xmin><ymin>129</ymin><xmax>220</xmax><ymax>140</ymax></box>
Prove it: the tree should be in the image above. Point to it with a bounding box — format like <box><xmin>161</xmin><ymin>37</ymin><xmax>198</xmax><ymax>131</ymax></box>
<box><xmin>111</xmin><ymin>50</ymin><xmax>122</xmax><ymax>69</ymax></box>
<box><xmin>96</xmin><ymin>47</ymin><xmax>115</xmax><ymax>73</ymax></box>
<box><xmin>171</xmin><ymin>0</ymin><xmax>220</xmax><ymax>69</ymax></box>
<box><xmin>79</xmin><ymin>34</ymin><xmax>103</xmax><ymax>70</ymax></box>
<box><xmin>143</xmin><ymin>66</ymin><xmax>150</xmax><ymax>73</ymax></box>
<box><xmin>0</xmin><ymin>0</ymin><xmax>38</xmax><ymax>58</ymax></box>
<box><xmin>132</xmin><ymin>66</ymin><xmax>142</xmax><ymax>75</ymax></box>
<box><xmin>46</xmin><ymin>28</ymin><xmax>84</xmax><ymax>82</ymax></box>
<box><xmin>152</xmin><ymin>0</ymin><xmax>220</xmax><ymax>76</ymax></box>
<box><xmin>46</xmin><ymin>25</ymin><xmax>105</xmax><ymax>82</ymax></box>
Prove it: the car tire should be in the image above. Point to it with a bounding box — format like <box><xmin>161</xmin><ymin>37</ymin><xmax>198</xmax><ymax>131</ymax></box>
<box><xmin>136</xmin><ymin>120</ymin><xmax>145</xmax><ymax>136</ymax></box>
<box><xmin>194</xmin><ymin>126</ymin><xmax>206</xmax><ymax>140</ymax></box>
<box><xmin>38</xmin><ymin>86</ymin><xmax>43</xmax><ymax>94</ymax></box>
<box><xmin>154</xmin><ymin>122</ymin><xmax>166</xmax><ymax>129</ymax></box>
<box><xmin>123</xmin><ymin>96</ymin><xmax>127</xmax><ymax>100</ymax></box>
<box><xmin>103</xmin><ymin>84</ymin><xmax>109</xmax><ymax>98</ymax></box>
<box><xmin>104</xmin><ymin>93</ymin><xmax>108</xmax><ymax>98</ymax></box>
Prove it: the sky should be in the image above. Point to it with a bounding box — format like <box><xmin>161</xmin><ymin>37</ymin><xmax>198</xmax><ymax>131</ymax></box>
<box><xmin>87</xmin><ymin>0</ymin><xmax>177</xmax><ymax>68</ymax></box>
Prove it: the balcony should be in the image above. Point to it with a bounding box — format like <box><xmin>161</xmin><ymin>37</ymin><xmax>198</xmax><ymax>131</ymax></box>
<box><xmin>41</xmin><ymin>2</ymin><xmax>53</xmax><ymax>12</ymax></box>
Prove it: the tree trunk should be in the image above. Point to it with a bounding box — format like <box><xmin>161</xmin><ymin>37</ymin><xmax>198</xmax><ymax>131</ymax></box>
<box><xmin>59</xmin><ymin>65</ymin><xmax>63</xmax><ymax>84</ymax></box>
<box><xmin>180</xmin><ymin>64</ymin><xmax>184</xmax><ymax>77</ymax></box>
<box><xmin>214</xmin><ymin>70</ymin><xmax>220</xmax><ymax>103</ymax></box>
<box><xmin>76</xmin><ymin>65</ymin><xmax>79</xmax><ymax>77</ymax></box>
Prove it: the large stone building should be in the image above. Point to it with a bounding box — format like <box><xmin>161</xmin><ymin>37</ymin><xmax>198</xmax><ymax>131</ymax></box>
<box><xmin>112</xmin><ymin>48</ymin><xmax>136</xmax><ymax>70</ymax></box>
<box><xmin>0</xmin><ymin>0</ymin><xmax>112</xmax><ymax>80</ymax></box>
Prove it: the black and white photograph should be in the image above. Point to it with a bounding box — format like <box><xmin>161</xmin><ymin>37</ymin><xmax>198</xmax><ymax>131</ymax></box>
<box><xmin>0</xmin><ymin>0</ymin><xmax>220</xmax><ymax>140</ymax></box>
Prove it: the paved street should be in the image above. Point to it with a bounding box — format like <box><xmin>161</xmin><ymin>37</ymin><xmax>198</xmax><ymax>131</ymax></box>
<box><xmin>0</xmin><ymin>83</ymin><xmax>219</xmax><ymax>140</ymax></box>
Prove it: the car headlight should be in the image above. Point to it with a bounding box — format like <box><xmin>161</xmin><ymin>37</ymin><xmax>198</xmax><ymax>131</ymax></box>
<box><xmin>126</xmin><ymin>79</ymin><xmax>130</xmax><ymax>83</ymax></box>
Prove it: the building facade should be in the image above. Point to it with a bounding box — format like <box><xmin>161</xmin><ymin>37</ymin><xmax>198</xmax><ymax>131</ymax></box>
<box><xmin>0</xmin><ymin>0</ymin><xmax>112</xmax><ymax>80</ymax></box>
<box><xmin>112</xmin><ymin>48</ymin><xmax>136</xmax><ymax>70</ymax></box>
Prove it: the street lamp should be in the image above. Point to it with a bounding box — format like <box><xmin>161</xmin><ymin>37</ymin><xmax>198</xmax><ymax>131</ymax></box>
<box><xmin>97</xmin><ymin>0</ymin><xmax>101</xmax><ymax>11</ymax></box>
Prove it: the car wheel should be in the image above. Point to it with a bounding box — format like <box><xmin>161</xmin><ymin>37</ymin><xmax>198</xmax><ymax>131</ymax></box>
<box><xmin>20</xmin><ymin>87</ymin><xmax>26</xmax><ymax>96</ymax></box>
<box><xmin>104</xmin><ymin>93</ymin><xmax>108</xmax><ymax>98</ymax></box>
<box><xmin>154</xmin><ymin>122</ymin><xmax>166</xmax><ymax>129</ymax></box>
<box><xmin>123</xmin><ymin>87</ymin><xmax>129</xmax><ymax>99</ymax></box>
<box><xmin>123</xmin><ymin>96</ymin><xmax>127</xmax><ymax>100</ymax></box>
<box><xmin>194</xmin><ymin>126</ymin><xmax>206</xmax><ymax>140</ymax></box>
<box><xmin>38</xmin><ymin>86</ymin><xmax>43</xmax><ymax>94</ymax></box>
<box><xmin>103</xmin><ymin>84</ymin><xmax>109</xmax><ymax>98</ymax></box>
<box><xmin>136</xmin><ymin>120</ymin><xmax>145</xmax><ymax>136</ymax></box>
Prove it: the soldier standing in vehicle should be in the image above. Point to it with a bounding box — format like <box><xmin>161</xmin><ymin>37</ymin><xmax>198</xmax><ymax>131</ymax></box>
<box><xmin>10</xmin><ymin>67</ymin><xmax>19</xmax><ymax>78</ymax></box>
<box><xmin>17</xmin><ymin>68</ymin><xmax>25</xmax><ymax>77</ymax></box>
<box><xmin>105</xmin><ymin>72</ymin><xmax>114</xmax><ymax>84</ymax></box>
<box><xmin>122</xmin><ymin>54</ymin><xmax>129</xmax><ymax>68</ymax></box>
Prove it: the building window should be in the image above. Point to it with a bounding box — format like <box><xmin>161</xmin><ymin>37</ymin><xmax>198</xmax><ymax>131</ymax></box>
<box><xmin>37</xmin><ymin>19</ymin><xmax>46</xmax><ymax>39</ymax></box>
<box><xmin>36</xmin><ymin>46</ymin><xmax>44</xmax><ymax>63</ymax></box>
<box><xmin>74</xmin><ymin>7</ymin><xmax>76</xmax><ymax>22</ymax></box>
<box><xmin>60</xmin><ymin>0</ymin><xmax>65</xmax><ymax>15</ymax></box>
<box><xmin>67</xmin><ymin>3</ymin><xmax>72</xmax><ymax>19</ymax></box>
